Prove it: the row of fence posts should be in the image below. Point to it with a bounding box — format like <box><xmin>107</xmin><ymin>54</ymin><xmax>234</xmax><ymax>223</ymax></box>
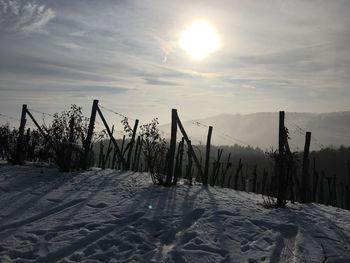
<box><xmin>12</xmin><ymin>101</ymin><xmax>350</xmax><ymax>209</ymax></box>
<box><xmin>82</xmin><ymin>99</ymin><xmax>139</xmax><ymax>171</ymax></box>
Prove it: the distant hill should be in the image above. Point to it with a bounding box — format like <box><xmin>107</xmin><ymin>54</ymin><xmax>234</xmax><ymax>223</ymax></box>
<box><xmin>160</xmin><ymin>112</ymin><xmax>350</xmax><ymax>150</ymax></box>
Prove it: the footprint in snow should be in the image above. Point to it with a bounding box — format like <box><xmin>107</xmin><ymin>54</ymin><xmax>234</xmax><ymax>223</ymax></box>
<box><xmin>46</xmin><ymin>198</ymin><xmax>62</xmax><ymax>203</ymax></box>
<box><xmin>161</xmin><ymin>208</ymin><xmax>205</xmax><ymax>245</ymax></box>
<box><xmin>182</xmin><ymin>208</ymin><xmax>205</xmax><ymax>229</ymax></box>
<box><xmin>87</xmin><ymin>202</ymin><xmax>108</xmax><ymax>209</ymax></box>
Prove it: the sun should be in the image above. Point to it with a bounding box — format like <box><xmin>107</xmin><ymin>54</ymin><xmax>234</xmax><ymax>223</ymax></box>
<box><xmin>179</xmin><ymin>20</ymin><xmax>221</xmax><ymax>61</ymax></box>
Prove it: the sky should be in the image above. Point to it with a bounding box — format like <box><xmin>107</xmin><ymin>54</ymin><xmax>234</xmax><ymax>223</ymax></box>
<box><xmin>1</xmin><ymin>0</ymin><xmax>350</xmax><ymax>128</ymax></box>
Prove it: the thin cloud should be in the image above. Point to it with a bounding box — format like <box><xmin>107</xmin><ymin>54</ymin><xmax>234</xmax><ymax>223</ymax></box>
<box><xmin>144</xmin><ymin>77</ymin><xmax>179</xmax><ymax>86</ymax></box>
<box><xmin>0</xmin><ymin>0</ymin><xmax>55</xmax><ymax>33</ymax></box>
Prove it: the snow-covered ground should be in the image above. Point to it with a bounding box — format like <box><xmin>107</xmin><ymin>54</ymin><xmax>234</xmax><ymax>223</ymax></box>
<box><xmin>0</xmin><ymin>163</ymin><xmax>349</xmax><ymax>262</ymax></box>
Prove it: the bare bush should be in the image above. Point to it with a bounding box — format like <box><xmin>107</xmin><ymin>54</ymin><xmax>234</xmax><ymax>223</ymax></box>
<box><xmin>45</xmin><ymin>104</ymin><xmax>89</xmax><ymax>171</ymax></box>
<box><xmin>139</xmin><ymin>118</ymin><xmax>167</xmax><ymax>184</ymax></box>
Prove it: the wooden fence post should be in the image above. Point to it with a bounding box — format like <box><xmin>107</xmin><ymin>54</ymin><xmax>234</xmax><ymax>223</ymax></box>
<box><xmin>347</xmin><ymin>163</ymin><xmax>350</xmax><ymax>209</ymax></box>
<box><xmin>165</xmin><ymin>109</ymin><xmax>177</xmax><ymax>185</ymax></box>
<box><xmin>319</xmin><ymin>171</ymin><xmax>325</xmax><ymax>204</ymax></box>
<box><xmin>96</xmin><ymin>105</ymin><xmax>125</xmax><ymax>168</ymax></box>
<box><xmin>276</xmin><ymin>111</ymin><xmax>286</xmax><ymax>208</ymax></box>
<box><xmin>186</xmin><ymin>140</ymin><xmax>193</xmax><ymax>185</ymax></box>
<box><xmin>82</xmin><ymin>100</ymin><xmax>98</xmax><ymax>170</ymax></box>
<box><xmin>252</xmin><ymin>165</ymin><xmax>258</xmax><ymax>193</ymax></box>
<box><xmin>210</xmin><ymin>148</ymin><xmax>223</xmax><ymax>186</ymax></box>
<box><xmin>102</xmin><ymin>125</ymin><xmax>114</xmax><ymax>169</ymax></box>
<box><xmin>326</xmin><ymin>176</ymin><xmax>332</xmax><ymax>205</ymax></box>
<box><xmin>312</xmin><ymin>158</ymin><xmax>319</xmax><ymax>202</ymax></box>
<box><xmin>24</xmin><ymin>128</ymin><xmax>30</xmax><ymax>159</ymax></box>
<box><xmin>233</xmin><ymin>158</ymin><xmax>243</xmax><ymax>190</ymax></box>
<box><xmin>112</xmin><ymin>148</ymin><xmax>117</xmax><ymax>169</ymax></box>
<box><xmin>25</xmin><ymin>109</ymin><xmax>57</xmax><ymax>153</ymax></box>
<box><xmin>126</xmin><ymin>119</ymin><xmax>139</xmax><ymax>170</ymax></box>
<box><xmin>135</xmin><ymin>137</ymin><xmax>143</xmax><ymax>172</ymax></box>
<box><xmin>340</xmin><ymin>183</ymin><xmax>345</xmax><ymax>208</ymax></box>
<box><xmin>175</xmin><ymin>111</ymin><xmax>204</xmax><ymax>180</ymax></box>
<box><xmin>132</xmin><ymin>136</ymin><xmax>140</xmax><ymax>171</ymax></box>
<box><xmin>14</xmin><ymin>104</ymin><xmax>27</xmax><ymax>164</ymax></box>
<box><xmin>178</xmin><ymin>137</ymin><xmax>184</xmax><ymax>180</ymax></box>
<box><xmin>64</xmin><ymin>117</ymin><xmax>75</xmax><ymax>171</ymax></box>
<box><xmin>98</xmin><ymin>140</ymin><xmax>104</xmax><ymax>168</ymax></box>
<box><xmin>204</xmin><ymin>126</ymin><xmax>213</xmax><ymax>185</ymax></box>
<box><xmin>118</xmin><ymin>135</ymin><xmax>126</xmax><ymax>170</ymax></box>
<box><xmin>332</xmin><ymin>175</ymin><xmax>337</xmax><ymax>207</ymax></box>
<box><xmin>347</xmin><ymin>162</ymin><xmax>350</xmax><ymax>186</ymax></box>
<box><xmin>173</xmin><ymin>138</ymin><xmax>184</xmax><ymax>184</ymax></box>
<box><xmin>261</xmin><ymin>169</ymin><xmax>268</xmax><ymax>195</ymax></box>
<box><xmin>221</xmin><ymin>152</ymin><xmax>232</xmax><ymax>188</ymax></box>
<box><xmin>301</xmin><ymin>131</ymin><xmax>311</xmax><ymax>203</ymax></box>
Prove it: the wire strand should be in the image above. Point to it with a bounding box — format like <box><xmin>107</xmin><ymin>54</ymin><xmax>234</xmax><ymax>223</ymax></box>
<box><xmin>28</xmin><ymin>108</ymin><xmax>54</xmax><ymax>117</ymax></box>
<box><xmin>0</xmin><ymin>113</ymin><xmax>21</xmax><ymax>122</ymax></box>
<box><xmin>99</xmin><ymin>104</ymin><xmax>136</xmax><ymax>121</ymax></box>
<box><xmin>285</xmin><ymin>118</ymin><xmax>325</xmax><ymax>150</ymax></box>
<box><xmin>177</xmin><ymin>112</ymin><xmax>251</xmax><ymax>146</ymax></box>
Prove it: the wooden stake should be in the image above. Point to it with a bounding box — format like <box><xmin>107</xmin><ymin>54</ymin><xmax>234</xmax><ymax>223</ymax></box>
<box><xmin>14</xmin><ymin>104</ymin><xmax>27</xmax><ymax>164</ymax></box>
<box><xmin>210</xmin><ymin>148</ymin><xmax>223</xmax><ymax>186</ymax></box>
<box><xmin>135</xmin><ymin>137</ymin><xmax>143</xmax><ymax>172</ymax></box>
<box><xmin>178</xmin><ymin>137</ymin><xmax>184</xmax><ymax>181</ymax></box>
<box><xmin>186</xmin><ymin>141</ymin><xmax>193</xmax><ymax>185</ymax></box>
<box><xmin>332</xmin><ymin>176</ymin><xmax>337</xmax><ymax>207</ymax></box>
<box><xmin>165</xmin><ymin>109</ymin><xmax>177</xmax><ymax>185</ymax></box>
<box><xmin>312</xmin><ymin>158</ymin><xmax>319</xmax><ymax>202</ymax></box>
<box><xmin>319</xmin><ymin>171</ymin><xmax>325</xmax><ymax>204</ymax></box>
<box><xmin>132</xmin><ymin>136</ymin><xmax>140</xmax><ymax>171</ymax></box>
<box><xmin>221</xmin><ymin>152</ymin><xmax>232</xmax><ymax>188</ymax></box>
<box><xmin>96</xmin><ymin>105</ymin><xmax>125</xmax><ymax>167</ymax></box>
<box><xmin>233</xmin><ymin>158</ymin><xmax>243</xmax><ymax>190</ymax></box>
<box><xmin>346</xmin><ymin>163</ymin><xmax>350</xmax><ymax>209</ymax></box>
<box><xmin>98</xmin><ymin>140</ymin><xmax>104</xmax><ymax>168</ymax></box>
<box><xmin>103</xmin><ymin>125</ymin><xmax>114</xmax><ymax>169</ymax></box>
<box><xmin>175</xmin><ymin>111</ymin><xmax>204</xmax><ymax>180</ymax></box>
<box><xmin>126</xmin><ymin>119</ymin><xmax>139</xmax><ymax>170</ymax></box>
<box><xmin>276</xmin><ymin>111</ymin><xmax>286</xmax><ymax>208</ymax></box>
<box><xmin>26</xmin><ymin>109</ymin><xmax>56</xmax><ymax>152</ymax></box>
<box><xmin>301</xmin><ymin>131</ymin><xmax>311</xmax><ymax>203</ymax></box>
<box><xmin>64</xmin><ymin>117</ymin><xmax>75</xmax><ymax>171</ymax></box>
<box><xmin>261</xmin><ymin>169</ymin><xmax>268</xmax><ymax>195</ymax></box>
<box><xmin>252</xmin><ymin>165</ymin><xmax>258</xmax><ymax>193</ymax></box>
<box><xmin>204</xmin><ymin>126</ymin><xmax>213</xmax><ymax>185</ymax></box>
<box><xmin>82</xmin><ymin>100</ymin><xmax>98</xmax><ymax>170</ymax></box>
<box><xmin>118</xmin><ymin>135</ymin><xmax>126</xmax><ymax>170</ymax></box>
<box><xmin>173</xmin><ymin>138</ymin><xmax>184</xmax><ymax>184</ymax></box>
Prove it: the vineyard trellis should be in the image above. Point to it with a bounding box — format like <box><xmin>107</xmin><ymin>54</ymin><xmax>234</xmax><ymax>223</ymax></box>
<box><xmin>1</xmin><ymin>100</ymin><xmax>350</xmax><ymax>210</ymax></box>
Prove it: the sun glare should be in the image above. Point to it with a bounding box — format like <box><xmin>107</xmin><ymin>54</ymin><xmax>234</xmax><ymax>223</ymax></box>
<box><xmin>179</xmin><ymin>20</ymin><xmax>221</xmax><ymax>61</ymax></box>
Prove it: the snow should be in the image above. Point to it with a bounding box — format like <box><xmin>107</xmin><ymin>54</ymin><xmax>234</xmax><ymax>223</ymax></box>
<box><xmin>0</xmin><ymin>163</ymin><xmax>350</xmax><ymax>262</ymax></box>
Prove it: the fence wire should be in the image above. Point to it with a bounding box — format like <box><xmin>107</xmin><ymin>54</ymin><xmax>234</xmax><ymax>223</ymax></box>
<box><xmin>285</xmin><ymin>118</ymin><xmax>325</xmax><ymax>150</ymax></box>
<box><xmin>178</xmin><ymin>112</ymin><xmax>251</xmax><ymax>146</ymax></box>
<box><xmin>0</xmin><ymin>113</ymin><xmax>20</xmax><ymax>123</ymax></box>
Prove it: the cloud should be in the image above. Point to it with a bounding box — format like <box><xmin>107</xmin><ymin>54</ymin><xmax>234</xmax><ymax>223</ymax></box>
<box><xmin>144</xmin><ymin>77</ymin><xmax>179</xmax><ymax>86</ymax></box>
<box><xmin>0</xmin><ymin>83</ymin><xmax>133</xmax><ymax>95</ymax></box>
<box><xmin>0</xmin><ymin>0</ymin><xmax>55</xmax><ymax>33</ymax></box>
<box><xmin>57</xmin><ymin>42</ymin><xmax>82</xmax><ymax>50</ymax></box>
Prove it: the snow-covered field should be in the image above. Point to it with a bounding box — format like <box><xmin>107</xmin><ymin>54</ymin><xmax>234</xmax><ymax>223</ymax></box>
<box><xmin>0</xmin><ymin>163</ymin><xmax>349</xmax><ymax>262</ymax></box>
